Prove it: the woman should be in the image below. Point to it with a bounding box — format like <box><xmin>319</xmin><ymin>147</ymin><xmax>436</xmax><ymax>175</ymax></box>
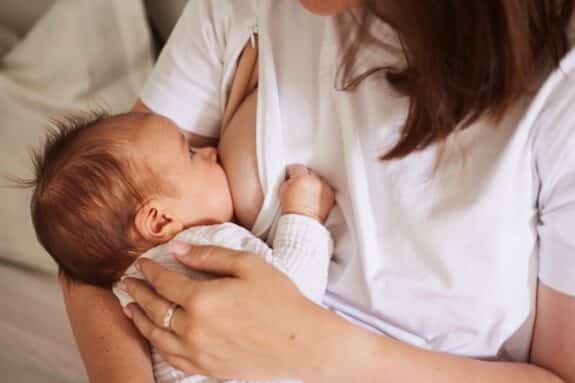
<box><xmin>62</xmin><ymin>0</ymin><xmax>575</xmax><ymax>382</ymax></box>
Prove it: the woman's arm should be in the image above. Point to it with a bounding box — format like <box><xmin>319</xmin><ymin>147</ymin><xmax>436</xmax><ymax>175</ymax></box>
<box><xmin>328</xmin><ymin>283</ymin><xmax>574</xmax><ymax>383</ymax></box>
<box><xmin>122</xmin><ymin>248</ymin><xmax>575</xmax><ymax>383</ymax></box>
<box><xmin>531</xmin><ymin>282</ymin><xmax>575</xmax><ymax>382</ymax></box>
<box><xmin>60</xmin><ymin>275</ymin><xmax>154</xmax><ymax>383</ymax></box>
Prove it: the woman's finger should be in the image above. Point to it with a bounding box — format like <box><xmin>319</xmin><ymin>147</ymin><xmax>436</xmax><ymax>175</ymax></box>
<box><xmin>125</xmin><ymin>303</ymin><xmax>184</xmax><ymax>356</ymax></box>
<box><xmin>168</xmin><ymin>304</ymin><xmax>188</xmax><ymax>336</ymax></box>
<box><xmin>124</xmin><ymin>277</ymin><xmax>174</xmax><ymax>327</ymax></box>
<box><xmin>124</xmin><ymin>277</ymin><xmax>188</xmax><ymax>335</ymax></box>
<box><xmin>172</xmin><ymin>244</ymin><xmax>256</xmax><ymax>278</ymax></box>
<box><xmin>135</xmin><ymin>258</ymin><xmax>195</xmax><ymax>306</ymax></box>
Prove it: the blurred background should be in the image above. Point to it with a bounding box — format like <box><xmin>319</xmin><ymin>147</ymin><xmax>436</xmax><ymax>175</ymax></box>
<box><xmin>0</xmin><ymin>1</ymin><xmax>186</xmax><ymax>381</ymax></box>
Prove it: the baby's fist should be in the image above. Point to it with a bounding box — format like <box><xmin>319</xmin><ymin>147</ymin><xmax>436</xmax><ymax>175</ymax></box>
<box><xmin>280</xmin><ymin>164</ymin><xmax>335</xmax><ymax>223</ymax></box>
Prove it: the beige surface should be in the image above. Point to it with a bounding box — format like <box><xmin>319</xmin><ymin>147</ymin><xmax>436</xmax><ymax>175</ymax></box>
<box><xmin>144</xmin><ymin>0</ymin><xmax>188</xmax><ymax>43</ymax></box>
<box><xmin>0</xmin><ymin>0</ymin><xmax>153</xmax><ymax>273</ymax></box>
<box><xmin>0</xmin><ymin>25</ymin><xmax>18</xmax><ymax>57</ymax></box>
<box><xmin>0</xmin><ymin>1</ymin><xmax>184</xmax><ymax>380</ymax></box>
<box><xmin>0</xmin><ymin>261</ymin><xmax>88</xmax><ymax>382</ymax></box>
<box><xmin>0</xmin><ymin>1</ymin><xmax>55</xmax><ymax>36</ymax></box>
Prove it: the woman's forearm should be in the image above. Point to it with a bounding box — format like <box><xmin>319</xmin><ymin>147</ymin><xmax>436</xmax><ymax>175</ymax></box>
<box><xmin>60</xmin><ymin>277</ymin><xmax>154</xmax><ymax>383</ymax></box>
<box><xmin>304</xmin><ymin>305</ymin><xmax>563</xmax><ymax>383</ymax></box>
<box><xmin>121</xmin><ymin>252</ymin><xmax>571</xmax><ymax>383</ymax></box>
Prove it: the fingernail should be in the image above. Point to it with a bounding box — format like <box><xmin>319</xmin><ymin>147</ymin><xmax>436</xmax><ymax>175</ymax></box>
<box><xmin>123</xmin><ymin>305</ymin><xmax>133</xmax><ymax>319</ymax></box>
<box><xmin>170</xmin><ymin>241</ymin><xmax>192</xmax><ymax>256</ymax></box>
<box><xmin>135</xmin><ymin>260</ymin><xmax>142</xmax><ymax>272</ymax></box>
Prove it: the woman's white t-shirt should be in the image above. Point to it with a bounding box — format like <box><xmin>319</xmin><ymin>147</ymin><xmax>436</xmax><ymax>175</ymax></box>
<box><xmin>140</xmin><ymin>0</ymin><xmax>575</xmax><ymax>361</ymax></box>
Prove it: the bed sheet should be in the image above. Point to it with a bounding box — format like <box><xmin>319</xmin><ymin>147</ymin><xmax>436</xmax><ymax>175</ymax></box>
<box><xmin>0</xmin><ymin>261</ymin><xmax>88</xmax><ymax>382</ymax></box>
<box><xmin>0</xmin><ymin>0</ymin><xmax>154</xmax><ymax>380</ymax></box>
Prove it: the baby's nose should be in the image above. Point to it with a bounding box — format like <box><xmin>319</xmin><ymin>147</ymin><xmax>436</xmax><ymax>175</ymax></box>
<box><xmin>197</xmin><ymin>146</ymin><xmax>218</xmax><ymax>161</ymax></box>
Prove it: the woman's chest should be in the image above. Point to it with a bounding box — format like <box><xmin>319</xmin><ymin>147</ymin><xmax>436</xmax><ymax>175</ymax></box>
<box><xmin>257</xmin><ymin>5</ymin><xmax>546</xmax><ymax>357</ymax></box>
<box><xmin>276</xmin><ymin>62</ymin><xmax>541</xmax><ymax>357</ymax></box>
<box><xmin>278</xmin><ymin>53</ymin><xmax>540</xmax><ymax>275</ymax></box>
<box><xmin>268</xmin><ymin>16</ymin><xmax>540</xmax><ymax>259</ymax></box>
<box><xmin>218</xmin><ymin>88</ymin><xmax>262</xmax><ymax>230</ymax></box>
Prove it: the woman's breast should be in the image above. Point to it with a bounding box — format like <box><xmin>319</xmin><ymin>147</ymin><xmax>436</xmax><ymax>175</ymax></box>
<box><xmin>218</xmin><ymin>90</ymin><xmax>263</xmax><ymax>229</ymax></box>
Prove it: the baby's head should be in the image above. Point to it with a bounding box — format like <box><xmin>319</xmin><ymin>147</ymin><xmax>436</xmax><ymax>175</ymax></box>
<box><xmin>27</xmin><ymin>112</ymin><xmax>233</xmax><ymax>286</ymax></box>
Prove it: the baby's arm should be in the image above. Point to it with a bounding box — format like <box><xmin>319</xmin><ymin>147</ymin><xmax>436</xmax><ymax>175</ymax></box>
<box><xmin>264</xmin><ymin>214</ymin><xmax>333</xmax><ymax>304</ymax></box>
<box><xmin>250</xmin><ymin>165</ymin><xmax>336</xmax><ymax>303</ymax></box>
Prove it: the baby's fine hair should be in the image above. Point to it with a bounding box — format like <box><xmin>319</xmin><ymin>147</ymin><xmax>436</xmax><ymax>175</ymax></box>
<box><xmin>23</xmin><ymin>112</ymin><xmax>155</xmax><ymax>286</ymax></box>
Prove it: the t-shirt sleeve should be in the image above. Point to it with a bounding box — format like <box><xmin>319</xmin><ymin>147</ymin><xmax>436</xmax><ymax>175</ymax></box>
<box><xmin>139</xmin><ymin>1</ymin><xmax>231</xmax><ymax>138</ymax></box>
<box><xmin>534</xmin><ymin>52</ymin><xmax>575</xmax><ymax>296</ymax></box>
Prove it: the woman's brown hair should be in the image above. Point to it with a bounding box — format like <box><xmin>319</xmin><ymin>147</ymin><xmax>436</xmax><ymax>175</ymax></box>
<box><xmin>341</xmin><ymin>0</ymin><xmax>574</xmax><ymax>160</ymax></box>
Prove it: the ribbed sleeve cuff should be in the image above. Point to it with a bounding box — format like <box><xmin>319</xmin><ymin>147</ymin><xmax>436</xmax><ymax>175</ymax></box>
<box><xmin>272</xmin><ymin>214</ymin><xmax>333</xmax><ymax>274</ymax></box>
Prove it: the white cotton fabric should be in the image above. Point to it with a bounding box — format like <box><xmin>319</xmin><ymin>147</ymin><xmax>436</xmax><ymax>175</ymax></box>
<box><xmin>113</xmin><ymin>214</ymin><xmax>332</xmax><ymax>383</ymax></box>
<box><xmin>140</xmin><ymin>0</ymin><xmax>575</xmax><ymax>361</ymax></box>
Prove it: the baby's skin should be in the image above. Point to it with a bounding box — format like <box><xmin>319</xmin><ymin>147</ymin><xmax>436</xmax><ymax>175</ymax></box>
<box><xmin>127</xmin><ymin>112</ymin><xmax>336</xmax><ymax>253</ymax></box>
<box><xmin>114</xmin><ymin>113</ymin><xmax>336</xmax><ymax>383</ymax></box>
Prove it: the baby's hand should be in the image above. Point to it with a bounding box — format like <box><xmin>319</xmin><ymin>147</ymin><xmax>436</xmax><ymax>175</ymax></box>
<box><xmin>280</xmin><ymin>164</ymin><xmax>335</xmax><ymax>223</ymax></box>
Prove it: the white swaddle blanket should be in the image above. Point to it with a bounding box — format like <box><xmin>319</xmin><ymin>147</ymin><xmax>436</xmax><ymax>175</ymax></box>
<box><xmin>113</xmin><ymin>214</ymin><xmax>333</xmax><ymax>383</ymax></box>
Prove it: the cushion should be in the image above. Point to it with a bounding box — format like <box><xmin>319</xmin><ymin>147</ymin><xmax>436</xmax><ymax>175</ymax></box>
<box><xmin>0</xmin><ymin>0</ymin><xmax>154</xmax><ymax>273</ymax></box>
<box><xmin>0</xmin><ymin>1</ymin><xmax>56</xmax><ymax>37</ymax></box>
<box><xmin>144</xmin><ymin>0</ymin><xmax>188</xmax><ymax>44</ymax></box>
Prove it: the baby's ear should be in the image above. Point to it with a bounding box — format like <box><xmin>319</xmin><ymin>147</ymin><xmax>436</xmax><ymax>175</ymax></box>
<box><xmin>134</xmin><ymin>199</ymin><xmax>183</xmax><ymax>244</ymax></box>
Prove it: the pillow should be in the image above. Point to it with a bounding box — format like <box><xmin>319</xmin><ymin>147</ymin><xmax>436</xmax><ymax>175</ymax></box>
<box><xmin>0</xmin><ymin>25</ymin><xmax>18</xmax><ymax>57</ymax></box>
<box><xmin>0</xmin><ymin>1</ymin><xmax>56</xmax><ymax>37</ymax></box>
<box><xmin>0</xmin><ymin>0</ymin><xmax>154</xmax><ymax>273</ymax></box>
<box><xmin>144</xmin><ymin>0</ymin><xmax>188</xmax><ymax>44</ymax></box>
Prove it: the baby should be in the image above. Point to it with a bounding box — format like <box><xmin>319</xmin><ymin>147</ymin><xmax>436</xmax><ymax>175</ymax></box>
<box><xmin>27</xmin><ymin>111</ymin><xmax>335</xmax><ymax>382</ymax></box>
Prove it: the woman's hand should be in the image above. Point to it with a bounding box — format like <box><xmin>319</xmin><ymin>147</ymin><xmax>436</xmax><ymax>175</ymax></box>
<box><xmin>122</xmin><ymin>243</ymin><xmax>346</xmax><ymax>381</ymax></box>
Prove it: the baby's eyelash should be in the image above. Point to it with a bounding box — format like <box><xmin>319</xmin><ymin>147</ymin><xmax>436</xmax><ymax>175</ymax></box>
<box><xmin>189</xmin><ymin>147</ymin><xmax>197</xmax><ymax>157</ymax></box>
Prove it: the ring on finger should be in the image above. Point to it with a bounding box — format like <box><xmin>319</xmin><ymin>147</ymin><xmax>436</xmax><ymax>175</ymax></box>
<box><xmin>163</xmin><ymin>303</ymin><xmax>179</xmax><ymax>330</ymax></box>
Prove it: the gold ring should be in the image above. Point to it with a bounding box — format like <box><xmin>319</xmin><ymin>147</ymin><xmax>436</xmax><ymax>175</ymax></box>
<box><xmin>162</xmin><ymin>303</ymin><xmax>178</xmax><ymax>330</ymax></box>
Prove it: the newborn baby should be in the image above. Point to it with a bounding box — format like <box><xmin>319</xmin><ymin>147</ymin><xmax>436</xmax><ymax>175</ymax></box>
<box><xmin>28</xmin><ymin>111</ymin><xmax>335</xmax><ymax>383</ymax></box>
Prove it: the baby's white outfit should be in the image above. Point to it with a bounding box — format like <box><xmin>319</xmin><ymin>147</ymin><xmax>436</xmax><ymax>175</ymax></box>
<box><xmin>113</xmin><ymin>214</ymin><xmax>332</xmax><ymax>383</ymax></box>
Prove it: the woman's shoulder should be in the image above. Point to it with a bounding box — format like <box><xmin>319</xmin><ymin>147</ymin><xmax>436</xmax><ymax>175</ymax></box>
<box><xmin>531</xmin><ymin>45</ymin><xmax>575</xmax><ymax>297</ymax></box>
<box><xmin>179</xmin><ymin>0</ymin><xmax>258</xmax><ymax>18</ymax></box>
<box><xmin>139</xmin><ymin>0</ymin><xmax>259</xmax><ymax>136</ymax></box>
<box><xmin>171</xmin><ymin>0</ymin><xmax>258</xmax><ymax>45</ymax></box>
<box><xmin>539</xmin><ymin>47</ymin><xmax>575</xmax><ymax>111</ymax></box>
<box><xmin>529</xmin><ymin>46</ymin><xmax>575</xmax><ymax>200</ymax></box>
<box><xmin>177</xmin><ymin>0</ymin><xmax>258</xmax><ymax>30</ymax></box>
<box><xmin>529</xmin><ymin>47</ymin><xmax>575</xmax><ymax>147</ymax></box>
